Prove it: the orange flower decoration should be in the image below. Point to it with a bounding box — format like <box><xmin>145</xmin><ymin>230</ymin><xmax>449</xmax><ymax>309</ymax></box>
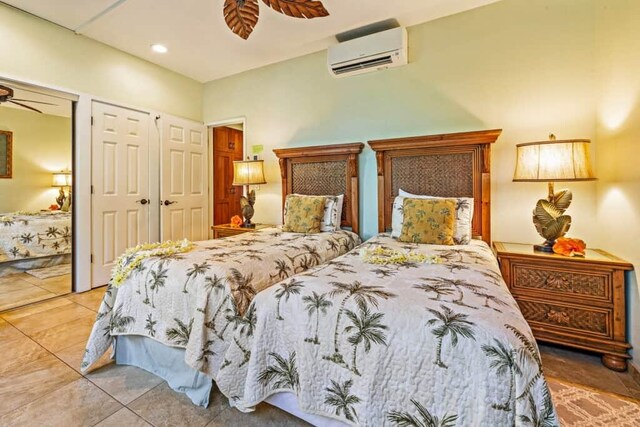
<box><xmin>553</xmin><ymin>237</ymin><xmax>586</xmax><ymax>257</ymax></box>
<box><xmin>49</xmin><ymin>204</ymin><xmax>60</xmax><ymax>211</ymax></box>
<box><xmin>230</xmin><ymin>215</ymin><xmax>243</xmax><ymax>227</ymax></box>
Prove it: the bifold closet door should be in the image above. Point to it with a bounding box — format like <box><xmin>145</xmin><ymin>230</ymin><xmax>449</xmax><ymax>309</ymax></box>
<box><xmin>91</xmin><ymin>102</ymin><xmax>152</xmax><ymax>286</ymax></box>
<box><xmin>160</xmin><ymin>116</ymin><xmax>208</xmax><ymax>241</ymax></box>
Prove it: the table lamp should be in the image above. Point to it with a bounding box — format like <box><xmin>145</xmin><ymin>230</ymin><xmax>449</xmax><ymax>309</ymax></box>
<box><xmin>52</xmin><ymin>170</ymin><xmax>72</xmax><ymax>211</ymax></box>
<box><xmin>232</xmin><ymin>158</ymin><xmax>266</xmax><ymax>228</ymax></box>
<box><xmin>513</xmin><ymin>135</ymin><xmax>596</xmax><ymax>252</ymax></box>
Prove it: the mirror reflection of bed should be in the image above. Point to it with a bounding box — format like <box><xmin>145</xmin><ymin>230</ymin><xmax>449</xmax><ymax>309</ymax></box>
<box><xmin>0</xmin><ymin>81</ymin><xmax>73</xmax><ymax>311</ymax></box>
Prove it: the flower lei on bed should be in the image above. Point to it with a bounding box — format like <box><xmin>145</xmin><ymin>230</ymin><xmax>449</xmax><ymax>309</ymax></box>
<box><xmin>111</xmin><ymin>239</ymin><xmax>195</xmax><ymax>288</ymax></box>
<box><xmin>360</xmin><ymin>246</ymin><xmax>441</xmax><ymax>265</ymax></box>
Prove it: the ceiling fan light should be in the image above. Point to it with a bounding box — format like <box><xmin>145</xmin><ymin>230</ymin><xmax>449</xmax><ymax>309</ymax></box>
<box><xmin>151</xmin><ymin>44</ymin><xmax>168</xmax><ymax>53</ymax></box>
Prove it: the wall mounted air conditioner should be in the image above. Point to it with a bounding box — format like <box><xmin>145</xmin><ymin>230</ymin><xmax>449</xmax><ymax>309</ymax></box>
<box><xmin>328</xmin><ymin>27</ymin><xmax>408</xmax><ymax>78</ymax></box>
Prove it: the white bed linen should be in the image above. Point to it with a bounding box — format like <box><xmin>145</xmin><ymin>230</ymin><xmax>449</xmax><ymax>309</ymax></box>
<box><xmin>216</xmin><ymin>235</ymin><xmax>558</xmax><ymax>426</ymax></box>
<box><xmin>82</xmin><ymin>228</ymin><xmax>361</xmax><ymax>380</ymax></box>
<box><xmin>0</xmin><ymin>211</ymin><xmax>71</xmax><ymax>259</ymax></box>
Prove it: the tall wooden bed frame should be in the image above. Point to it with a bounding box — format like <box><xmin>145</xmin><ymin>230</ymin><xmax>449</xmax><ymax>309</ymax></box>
<box><xmin>273</xmin><ymin>143</ymin><xmax>364</xmax><ymax>235</ymax></box>
<box><xmin>369</xmin><ymin>129</ymin><xmax>502</xmax><ymax>244</ymax></box>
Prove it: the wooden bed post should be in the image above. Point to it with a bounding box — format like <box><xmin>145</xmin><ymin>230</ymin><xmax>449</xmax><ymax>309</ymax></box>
<box><xmin>375</xmin><ymin>151</ymin><xmax>385</xmax><ymax>233</ymax></box>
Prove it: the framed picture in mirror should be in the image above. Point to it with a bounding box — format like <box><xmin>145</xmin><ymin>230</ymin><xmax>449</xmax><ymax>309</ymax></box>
<box><xmin>0</xmin><ymin>130</ymin><xmax>11</xmax><ymax>179</ymax></box>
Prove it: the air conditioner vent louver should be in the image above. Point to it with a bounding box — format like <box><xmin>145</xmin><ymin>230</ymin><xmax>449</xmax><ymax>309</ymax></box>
<box><xmin>327</xmin><ymin>27</ymin><xmax>407</xmax><ymax>78</ymax></box>
<box><xmin>332</xmin><ymin>55</ymin><xmax>394</xmax><ymax>75</ymax></box>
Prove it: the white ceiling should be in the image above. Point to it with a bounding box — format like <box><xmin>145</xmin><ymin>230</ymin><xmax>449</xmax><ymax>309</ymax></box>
<box><xmin>3</xmin><ymin>0</ymin><xmax>501</xmax><ymax>83</ymax></box>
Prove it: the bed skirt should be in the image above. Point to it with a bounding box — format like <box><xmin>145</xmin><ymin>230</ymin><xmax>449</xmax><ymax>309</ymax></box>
<box><xmin>115</xmin><ymin>335</ymin><xmax>213</xmax><ymax>407</ymax></box>
<box><xmin>114</xmin><ymin>336</ymin><xmax>343</xmax><ymax>425</ymax></box>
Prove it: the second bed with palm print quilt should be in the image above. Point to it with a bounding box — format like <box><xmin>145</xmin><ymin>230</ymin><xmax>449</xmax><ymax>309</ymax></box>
<box><xmin>215</xmin><ymin>235</ymin><xmax>558</xmax><ymax>426</ymax></box>
<box><xmin>81</xmin><ymin>228</ymin><xmax>361</xmax><ymax>379</ymax></box>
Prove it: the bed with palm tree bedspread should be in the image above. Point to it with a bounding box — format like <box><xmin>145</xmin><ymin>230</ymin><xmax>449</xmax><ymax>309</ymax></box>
<box><xmin>215</xmin><ymin>234</ymin><xmax>558</xmax><ymax>426</ymax></box>
<box><xmin>81</xmin><ymin>228</ymin><xmax>361</xmax><ymax>388</ymax></box>
<box><xmin>0</xmin><ymin>211</ymin><xmax>71</xmax><ymax>261</ymax></box>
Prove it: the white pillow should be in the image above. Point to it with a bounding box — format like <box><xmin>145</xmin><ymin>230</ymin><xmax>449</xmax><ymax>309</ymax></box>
<box><xmin>285</xmin><ymin>194</ymin><xmax>343</xmax><ymax>232</ymax></box>
<box><xmin>322</xmin><ymin>194</ymin><xmax>343</xmax><ymax>232</ymax></box>
<box><xmin>392</xmin><ymin>189</ymin><xmax>474</xmax><ymax>244</ymax></box>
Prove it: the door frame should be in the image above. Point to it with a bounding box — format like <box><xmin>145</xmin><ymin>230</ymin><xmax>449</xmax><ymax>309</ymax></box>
<box><xmin>206</xmin><ymin>117</ymin><xmax>246</xmax><ymax>239</ymax></box>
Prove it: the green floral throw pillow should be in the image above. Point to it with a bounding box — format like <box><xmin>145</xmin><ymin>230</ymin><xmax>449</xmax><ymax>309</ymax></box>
<box><xmin>282</xmin><ymin>195</ymin><xmax>327</xmax><ymax>233</ymax></box>
<box><xmin>399</xmin><ymin>198</ymin><xmax>456</xmax><ymax>245</ymax></box>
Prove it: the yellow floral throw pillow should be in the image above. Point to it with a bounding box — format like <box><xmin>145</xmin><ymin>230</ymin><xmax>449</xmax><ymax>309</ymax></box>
<box><xmin>282</xmin><ymin>195</ymin><xmax>327</xmax><ymax>233</ymax></box>
<box><xmin>399</xmin><ymin>198</ymin><xmax>456</xmax><ymax>245</ymax></box>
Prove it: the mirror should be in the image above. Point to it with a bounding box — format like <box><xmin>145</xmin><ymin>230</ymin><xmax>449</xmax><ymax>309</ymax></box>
<box><xmin>0</xmin><ymin>80</ymin><xmax>73</xmax><ymax>311</ymax></box>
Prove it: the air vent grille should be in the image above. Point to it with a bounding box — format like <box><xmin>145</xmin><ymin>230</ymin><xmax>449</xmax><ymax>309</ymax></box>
<box><xmin>332</xmin><ymin>55</ymin><xmax>393</xmax><ymax>75</ymax></box>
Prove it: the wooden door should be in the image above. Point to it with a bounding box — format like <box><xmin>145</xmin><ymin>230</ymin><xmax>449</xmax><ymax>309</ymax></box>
<box><xmin>91</xmin><ymin>102</ymin><xmax>151</xmax><ymax>286</ymax></box>
<box><xmin>160</xmin><ymin>115</ymin><xmax>208</xmax><ymax>241</ymax></box>
<box><xmin>212</xmin><ymin>126</ymin><xmax>243</xmax><ymax>225</ymax></box>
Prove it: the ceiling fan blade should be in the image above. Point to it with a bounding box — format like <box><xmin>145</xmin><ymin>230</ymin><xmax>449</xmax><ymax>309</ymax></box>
<box><xmin>9</xmin><ymin>100</ymin><xmax>43</xmax><ymax>114</ymax></box>
<box><xmin>10</xmin><ymin>98</ymin><xmax>58</xmax><ymax>106</ymax></box>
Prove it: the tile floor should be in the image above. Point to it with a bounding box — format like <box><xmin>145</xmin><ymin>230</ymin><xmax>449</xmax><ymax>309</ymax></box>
<box><xmin>0</xmin><ymin>287</ymin><xmax>306</xmax><ymax>427</ymax></box>
<box><xmin>0</xmin><ymin>286</ymin><xmax>639</xmax><ymax>426</ymax></box>
<box><xmin>0</xmin><ymin>272</ymin><xmax>71</xmax><ymax>312</ymax></box>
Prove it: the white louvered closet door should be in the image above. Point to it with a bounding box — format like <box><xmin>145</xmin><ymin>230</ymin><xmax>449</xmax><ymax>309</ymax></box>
<box><xmin>160</xmin><ymin>116</ymin><xmax>208</xmax><ymax>241</ymax></box>
<box><xmin>91</xmin><ymin>102</ymin><xmax>152</xmax><ymax>286</ymax></box>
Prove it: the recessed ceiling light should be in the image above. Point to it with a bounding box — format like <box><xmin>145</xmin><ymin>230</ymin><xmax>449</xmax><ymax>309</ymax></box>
<box><xmin>151</xmin><ymin>44</ymin><xmax>168</xmax><ymax>53</ymax></box>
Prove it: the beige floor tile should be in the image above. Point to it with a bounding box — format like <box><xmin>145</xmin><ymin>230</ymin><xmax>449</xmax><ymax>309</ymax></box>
<box><xmin>0</xmin><ymin>286</ymin><xmax>57</xmax><ymax>312</ymax></box>
<box><xmin>0</xmin><ymin>353</ymin><xmax>80</xmax><ymax>416</ymax></box>
<box><xmin>0</xmin><ymin>318</ymin><xmax>23</xmax><ymax>342</ymax></box>
<box><xmin>55</xmin><ymin>340</ymin><xmax>114</xmax><ymax>374</ymax></box>
<box><xmin>0</xmin><ymin>378</ymin><xmax>122</xmax><ymax>426</ymax></box>
<box><xmin>206</xmin><ymin>404</ymin><xmax>310</xmax><ymax>427</ymax></box>
<box><xmin>540</xmin><ymin>344</ymin><xmax>636</xmax><ymax>398</ymax></box>
<box><xmin>17</xmin><ymin>273</ymin><xmax>45</xmax><ymax>285</ymax></box>
<box><xmin>95</xmin><ymin>407</ymin><xmax>152</xmax><ymax>427</ymax></box>
<box><xmin>35</xmin><ymin>275</ymin><xmax>72</xmax><ymax>295</ymax></box>
<box><xmin>8</xmin><ymin>303</ymin><xmax>95</xmax><ymax>335</ymax></box>
<box><xmin>0</xmin><ymin>335</ymin><xmax>49</xmax><ymax>375</ymax></box>
<box><xmin>66</xmin><ymin>286</ymin><xmax>107</xmax><ymax>312</ymax></box>
<box><xmin>0</xmin><ymin>278</ymin><xmax>34</xmax><ymax>293</ymax></box>
<box><xmin>86</xmin><ymin>363</ymin><xmax>164</xmax><ymax>405</ymax></box>
<box><xmin>0</xmin><ymin>297</ymin><xmax>73</xmax><ymax>322</ymax></box>
<box><xmin>28</xmin><ymin>314</ymin><xmax>95</xmax><ymax>353</ymax></box>
<box><xmin>129</xmin><ymin>382</ymin><xmax>227</xmax><ymax>427</ymax></box>
<box><xmin>0</xmin><ymin>274</ymin><xmax>31</xmax><ymax>286</ymax></box>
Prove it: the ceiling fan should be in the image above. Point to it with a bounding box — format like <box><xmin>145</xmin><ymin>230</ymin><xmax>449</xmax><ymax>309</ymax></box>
<box><xmin>224</xmin><ymin>0</ymin><xmax>330</xmax><ymax>40</ymax></box>
<box><xmin>0</xmin><ymin>84</ymin><xmax>57</xmax><ymax>114</ymax></box>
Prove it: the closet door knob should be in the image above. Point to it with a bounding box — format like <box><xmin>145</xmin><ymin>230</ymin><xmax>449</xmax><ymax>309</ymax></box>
<box><xmin>136</xmin><ymin>198</ymin><xmax>150</xmax><ymax>205</ymax></box>
<box><xmin>163</xmin><ymin>200</ymin><xmax>177</xmax><ymax>206</ymax></box>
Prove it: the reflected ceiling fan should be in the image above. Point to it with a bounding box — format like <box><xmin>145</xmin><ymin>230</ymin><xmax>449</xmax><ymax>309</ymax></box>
<box><xmin>224</xmin><ymin>0</ymin><xmax>329</xmax><ymax>40</ymax></box>
<box><xmin>0</xmin><ymin>84</ymin><xmax>57</xmax><ymax>114</ymax></box>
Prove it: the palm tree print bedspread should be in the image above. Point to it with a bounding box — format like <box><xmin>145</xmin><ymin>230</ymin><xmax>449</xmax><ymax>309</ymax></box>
<box><xmin>0</xmin><ymin>211</ymin><xmax>71</xmax><ymax>259</ymax></box>
<box><xmin>81</xmin><ymin>228</ymin><xmax>360</xmax><ymax>377</ymax></box>
<box><xmin>215</xmin><ymin>235</ymin><xmax>558</xmax><ymax>426</ymax></box>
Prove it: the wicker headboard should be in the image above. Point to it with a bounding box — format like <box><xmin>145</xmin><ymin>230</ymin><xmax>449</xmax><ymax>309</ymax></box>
<box><xmin>273</xmin><ymin>143</ymin><xmax>364</xmax><ymax>235</ymax></box>
<box><xmin>368</xmin><ymin>129</ymin><xmax>501</xmax><ymax>244</ymax></box>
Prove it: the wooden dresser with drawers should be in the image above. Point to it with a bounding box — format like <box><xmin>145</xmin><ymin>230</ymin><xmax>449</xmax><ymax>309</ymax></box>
<box><xmin>493</xmin><ymin>241</ymin><xmax>633</xmax><ymax>371</ymax></box>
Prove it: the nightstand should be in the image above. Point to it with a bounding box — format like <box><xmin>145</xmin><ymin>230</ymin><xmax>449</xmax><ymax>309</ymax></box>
<box><xmin>493</xmin><ymin>241</ymin><xmax>633</xmax><ymax>371</ymax></box>
<box><xmin>211</xmin><ymin>223</ymin><xmax>274</xmax><ymax>239</ymax></box>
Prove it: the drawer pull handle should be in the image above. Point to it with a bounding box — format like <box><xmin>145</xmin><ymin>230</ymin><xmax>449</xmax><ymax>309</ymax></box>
<box><xmin>545</xmin><ymin>275</ymin><xmax>570</xmax><ymax>289</ymax></box>
<box><xmin>546</xmin><ymin>309</ymin><xmax>570</xmax><ymax>325</ymax></box>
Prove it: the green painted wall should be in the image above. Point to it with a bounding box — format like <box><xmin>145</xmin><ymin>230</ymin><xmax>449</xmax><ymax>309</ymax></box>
<box><xmin>0</xmin><ymin>107</ymin><xmax>72</xmax><ymax>212</ymax></box>
<box><xmin>594</xmin><ymin>0</ymin><xmax>640</xmax><ymax>372</ymax></box>
<box><xmin>203</xmin><ymin>0</ymin><xmax>598</xmax><ymax>243</ymax></box>
<box><xmin>0</xmin><ymin>4</ymin><xmax>202</xmax><ymax>121</ymax></box>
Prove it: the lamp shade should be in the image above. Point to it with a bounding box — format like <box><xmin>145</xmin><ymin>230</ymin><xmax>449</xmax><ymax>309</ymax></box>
<box><xmin>52</xmin><ymin>170</ymin><xmax>72</xmax><ymax>187</ymax></box>
<box><xmin>232</xmin><ymin>160</ymin><xmax>266</xmax><ymax>186</ymax></box>
<box><xmin>513</xmin><ymin>139</ymin><xmax>596</xmax><ymax>182</ymax></box>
